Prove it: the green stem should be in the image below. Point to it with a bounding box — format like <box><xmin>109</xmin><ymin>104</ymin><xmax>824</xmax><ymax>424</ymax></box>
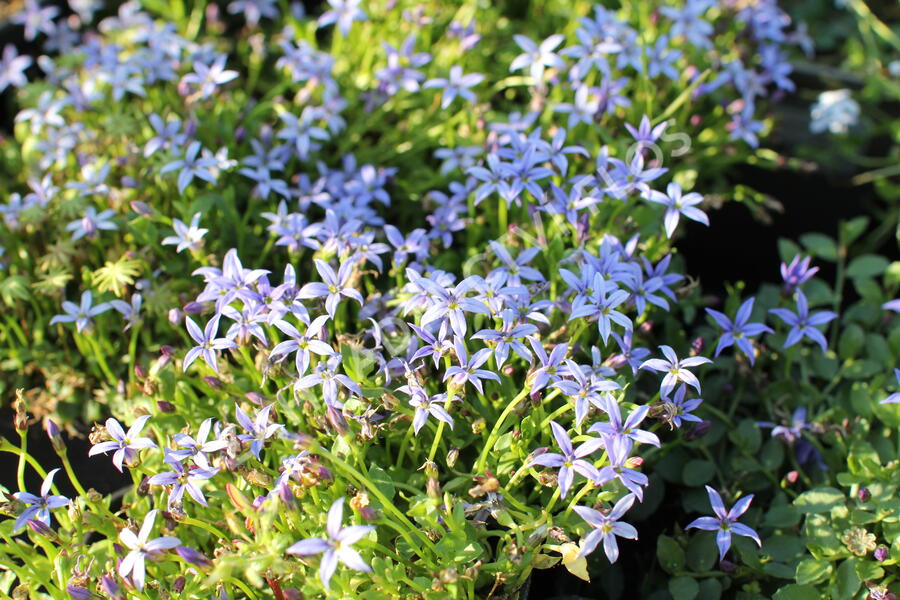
<box><xmin>427</xmin><ymin>391</ymin><xmax>455</xmax><ymax>463</ymax></box>
<box><xmin>475</xmin><ymin>386</ymin><xmax>532</xmax><ymax>473</ymax></box>
<box><xmin>317</xmin><ymin>448</ymin><xmax>439</xmax><ymax>560</ymax></box>
<box><xmin>16</xmin><ymin>429</ymin><xmax>27</xmax><ymax>492</ymax></box>
<box><xmin>182</xmin><ymin>516</ymin><xmax>228</xmax><ymax>540</ymax></box>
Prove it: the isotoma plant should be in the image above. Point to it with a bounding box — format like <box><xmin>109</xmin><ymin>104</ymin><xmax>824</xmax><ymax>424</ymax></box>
<box><xmin>0</xmin><ymin>0</ymin><xmax>898</xmax><ymax>599</ymax></box>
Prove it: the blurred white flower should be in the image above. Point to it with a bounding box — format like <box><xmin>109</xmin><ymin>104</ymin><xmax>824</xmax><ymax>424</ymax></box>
<box><xmin>810</xmin><ymin>89</ymin><xmax>859</xmax><ymax>134</ymax></box>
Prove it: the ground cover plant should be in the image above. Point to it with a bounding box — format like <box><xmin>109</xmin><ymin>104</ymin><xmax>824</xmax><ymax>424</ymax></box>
<box><xmin>0</xmin><ymin>0</ymin><xmax>898</xmax><ymax>598</ymax></box>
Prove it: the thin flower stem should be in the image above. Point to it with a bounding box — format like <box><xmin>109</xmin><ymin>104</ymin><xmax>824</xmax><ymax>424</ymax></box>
<box><xmin>476</xmin><ymin>385</ymin><xmax>534</xmax><ymax>473</ymax></box>
<box><xmin>16</xmin><ymin>429</ymin><xmax>27</xmax><ymax>492</ymax></box>
<box><xmin>229</xmin><ymin>577</ymin><xmax>260</xmax><ymax>600</ymax></box>
<box><xmin>0</xmin><ymin>438</ymin><xmax>49</xmax><ymax>483</ymax></box>
<box><xmin>182</xmin><ymin>516</ymin><xmax>228</xmax><ymax>540</ymax></box>
<box><xmin>539</xmin><ymin>396</ymin><xmax>570</xmax><ymax>429</ymax></box>
<box><xmin>427</xmin><ymin>390</ymin><xmax>455</xmax><ymax>463</ymax></box>
<box><xmin>317</xmin><ymin>448</ymin><xmax>439</xmax><ymax>561</ymax></box>
<box><xmin>543</xmin><ymin>487</ymin><xmax>562</xmax><ymax>515</ymax></box>
<box><xmin>395</xmin><ymin>423</ymin><xmax>416</xmax><ymax>468</ymax></box>
<box><xmin>84</xmin><ymin>332</ymin><xmax>117</xmax><ymax>383</ymax></box>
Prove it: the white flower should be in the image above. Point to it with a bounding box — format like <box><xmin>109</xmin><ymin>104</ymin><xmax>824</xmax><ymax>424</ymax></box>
<box><xmin>810</xmin><ymin>89</ymin><xmax>860</xmax><ymax>135</ymax></box>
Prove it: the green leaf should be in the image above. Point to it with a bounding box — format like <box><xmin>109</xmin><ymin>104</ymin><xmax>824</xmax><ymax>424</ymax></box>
<box><xmin>834</xmin><ymin>558</ymin><xmax>860</xmax><ymax>600</ymax></box>
<box><xmin>697</xmin><ymin>578</ymin><xmax>722</xmax><ymax>600</ymax></box>
<box><xmin>773</xmin><ymin>584</ymin><xmax>820</xmax><ymax>600</ymax></box>
<box><xmin>800</xmin><ymin>233</ymin><xmax>838</xmax><ymax>262</ymax></box>
<box><xmin>838</xmin><ymin>325</ymin><xmax>865</xmax><ymax>358</ymax></box>
<box><xmin>763</xmin><ymin>505</ymin><xmax>801</xmax><ymax>528</ymax></box>
<box><xmin>795</xmin><ymin>558</ymin><xmax>832</xmax><ymax>585</ymax></box>
<box><xmin>367</xmin><ymin>465</ymin><xmax>395</xmax><ymax>501</ymax></box>
<box><xmin>841</xmin><ymin>216</ymin><xmax>869</xmax><ymax>245</ymax></box>
<box><xmin>846</xmin><ymin>254</ymin><xmax>889</xmax><ymax>279</ymax></box>
<box><xmin>760</xmin><ymin>438</ymin><xmax>785</xmax><ymax>471</ymax></box>
<box><xmin>93</xmin><ymin>257</ymin><xmax>141</xmax><ymax>297</ymax></box>
<box><xmin>855</xmin><ymin>559</ymin><xmax>883</xmax><ymax>581</ymax></box>
<box><xmin>764</xmin><ymin>535</ymin><xmax>804</xmax><ymax>563</ymax></box>
<box><xmin>794</xmin><ymin>487</ymin><xmax>844</xmax><ymax>513</ymax></box>
<box><xmin>0</xmin><ymin>275</ymin><xmax>31</xmax><ymax>305</ymax></box>
<box><xmin>682</xmin><ymin>460</ymin><xmax>716</xmax><ymax>487</ymax></box>
<box><xmin>686</xmin><ymin>531</ymin><xmax>717</xmax><ymax>572</ymax></box>
<box><xmin>778</xmin><ymin>239</ymin><xmax>803</xmax><ymax>263</ymax></box>
<box><xmin>657</xmin><ymin>535</ymin><xmax>685</xmax><ymax>575</ymax></box>
<box><xmin>668</xmin><ymin>576</ymin><xmax>699</xmax><ymax>600</ymax></box>
<box><xmin>763</xmin><ymin>562</ymin><xmax>796</xmax><ymax>579</ymax></box>
<box><xmin>728</xmin><ymin>419</ymin><xmax>762</xmax><ymax>454</ymax></box>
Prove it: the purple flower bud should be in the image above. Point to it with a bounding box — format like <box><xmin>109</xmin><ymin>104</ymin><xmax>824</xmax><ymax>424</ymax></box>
<box><xmin>684</xmin><ymin>419</ymin><xmax>711</xmax><ymax>441</ymax></box>
<box><xmin>858</xmin><ymin>488</ymin><xmax>871</xmax><ymax>502</ymax></box>
<box><xmin>235</xmin><ymin>127</ymin><xmax>246</xmax><ymax>143</ymax></box>
<box><xmin>718</xmin><ymin>559</ymin><xmax>736</xmax><ymax>573</ymax></box>
<box><xmin>130</xmin><ymin>200</ymin><xmax>152</xmax><ymax>215</ymax></box>
<box><xmin>245</xmin><ymin>392</ymin><xmax>266</xmax><ymax>405</ymax></box>
<box><xmin>99</xmin><ymin>575</ymin><xmax>122</xmax><ymax>598</ymax></box>
<box><xmin>66</xmin><ymin>585</ymin><xmax>92</xmax><ymax>600</ymax></box>
<box><xmin>161</xmin><ymin>345</ymin><xmax>177</xmax><ymax>357</ymax></box>
<box><xmin>176</xmin><ymin>546</ymin><xmax>213</xmax><ymax>568</ymax></box>
<box><xmin>326</xmin><ymin>405</ymin><xmax>347</xmax><ymax>434</ymax></box>
<box><xmin>156</xmin><ymin>400</ymin><xmax>175</xmax><ymax>413</ymax></box>
<box><xmin>182</xmin><ymin>302</ymin><xmax>205</xmax><ymax>315</ymax></box>
<box><xmin>204</xmin><ymin>376</ymin><xmax>223</xmax><ymax>390</ymax></box>
<box><xmin>691</xmin><ymin>336</ymin><xmax>705</xmax><ymax>355</ymax></box>
<box><xmin>184</xmin><ymin>118</ymin><xmax>197</xmax><ymax>139</ymax></box>
<box><xmin>875</xmin><ymin>546</ymin><xmax>889</xmax><ymax>562</ymax></box>
<box><xmin>134</xmin><ymin>364</ymin><xmax>148</xmax><ymax>379</ymax></box>
<box><xmin>278</xmin><ymin>482</ymin><xmax>294</xmax><ymax>506</ymax></box>
<box><xmin>283</xmin><ymin>589</ymin><xmax>301</xmax><ymax>600</ymax></box>
<box><xmin>28</xmin><ymin>519</ymin><xmax>54</xmax><ymax>537</ymax></box>
<box><xmin>46</xmin><ymin>418</ymin><xmax>60</xmax><ymax>440</ymax></box>
<box><xmin>168</xmin><ymin>308</ymin><xmax>183</xmax><ymax>326</ymax></box>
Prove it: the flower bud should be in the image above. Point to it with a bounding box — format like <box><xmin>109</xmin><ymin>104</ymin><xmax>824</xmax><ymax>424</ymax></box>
<box><xmin>183</xmin><ymin>302</ymin><xmax>205</xmax><ymax>315</ymax></box>
<box><xmin>625</xmin><ymin>456</ymin><xmax>644</xmax><ymax>469</ymax></box>
<box><xmin>156</xmin><ymin>400</ymin><xmax>175</xmax><ymax>413</ymax></box>
<box><xmin>65</xmin><ymin>585</ymin><xmax>91</xmax><ymax>600</ymax></box>
<box><xmin>422</xmin><ymin>460</ymin><xmax>438</xmax><ymax>479</ymax></box>
<box><xmin>858</xmin><ymin>488</ymin><xmax>871</xmax><ymax>502</ymax></box>
<box><xmin>440</xmin><ymin>568</ymin><xmax>458</xmax><ymax>585</ymax></box>
<box><xmin>176</xmin><ymin>546</ymin><xmax>213</xmax><ymax>569</ymax></box>
<box><xmin>282</xmin><ymin>589</ymin><xmax>301</xmax><ymax>600</ymax></box>
<box><xmin>684</xmin><ymin>419</ymin><xmax>711</xmax><ymax>441</ymax></box>
<box><xmin>447</xmin><ymin>448</ymin><xmax>459</xmax><ymax>468</ymax></box>
<box><xmin>245</xmin><ymin>392</ymin><xmax>266</xmax><ymax>405</ymax></box>
<box><xmin>129</xmin><ymin>200</ymin><xmax>153</xmax><ymax>215</ymax></box>
<box><xmin>874</xmin><ymin>546</ymin><xmax>889</xmax><ymax>562</ymax></box>
<box><xmin>718</xmin><ymin>559</ymin><xmax>736</xmax><ymax>573</ymax></box>
<box><xmin>27</xmin><ymin>519</ymin><xmax>55</xmax><ymax>539</ymax></box>
<box><xmin>426</xmin><ymin>476</ymin><xmax>441</xmax><ymax>498</ymax></box>
<box><xmin>68</xmin><ymin>503</ymin><xmax>82</xmax><ymax>523</ymax></box>
<box><xmin>46</xmin><ymin>419</ymin><xmax>66</xmax><ymax>453</ymax></box>
<box><xmin>168</xmin><ymin>308</ymin><xmax>183</xmax><ymax>326</ymax></box>
<box><xmin>161</xmin><ymin>345</ymin><xmax>177</xmax><ymax>357</ymax></box>
<box><xmin>100</xmin><ymin>575</ymin><xmax>122</xmax><ymax>599</ymax></box>
<box><xmin>325</xmin><ymin>405</ymin><xmax>347</xmax><ymax>434</ymax></box>
<box><xmin>690</xmin><ymin>336</ymin><xmax>705</xmax><ymax>355</ymax></box>
<box><xmin>785</xmin><ymin>470</ymin><xmax>799</xmax><ymax>485</ymax></box>
<box><xmin>204</xmin><ymin>376</ymin><xmax>224</xmax><ymax>390</ymax></box>
<box><xmin>13</xmin><ymin>390</ymin><xmax>28</xmax><ymax>431</ymax></box>
<box><xmin>173</xmin><ymin>577</ymin><xmax>186</xmax><ymax>593</ymax></box>
<box><xmin>134</xmin><ymin>364</ymin><xmax>148</xmax><ymax>380</ymax></box>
